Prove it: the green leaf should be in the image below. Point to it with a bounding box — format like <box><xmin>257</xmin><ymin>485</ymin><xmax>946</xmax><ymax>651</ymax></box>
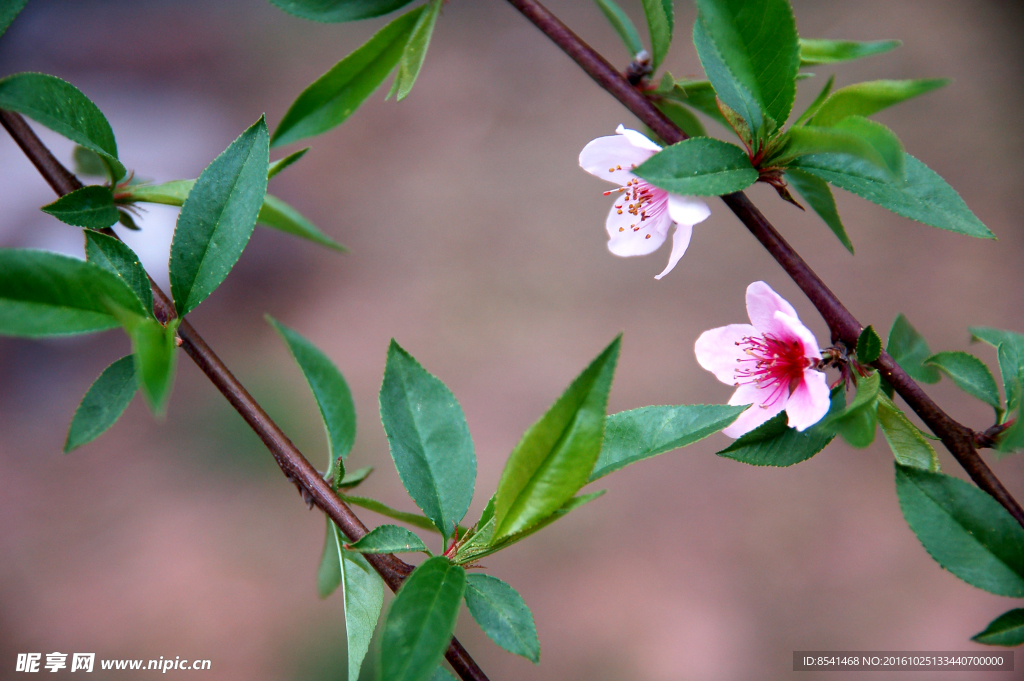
<box><xmin>969</xmin><ymin>327</ymin><xmax>1024</xmax><ymax>414</ymax></box>
<box><xmin>785</xmin><ymin>168</ymin><xmax>853</xmax><ymax>253</ymax></box>
<box><xmin>641</xmin><ymin>0</ymin><xmax>672</xmax><ymax>70</ymax></box>
<box><xmin>268</xmin><ymin>0</ymin><xmax>416</xmax><ymax>22</ymax></box>
<box><xmin>0</xmin><ymin>0</ymin><xmax>27</xmax><ymax>38</ymax></box>
<box><xmin>342</xmin><ymin>495</ymin><xmax>450</xmax><ymax>534</ymax></box>
<box><xmin>260</xmin><ymin>194</ymin><xmax>343</xmax><ymax>252</ymax></box>
<box><xmin>634</xmin><ymin>138</ymin><xmax>757</xmax><ymax>196</ymax></box>
<box><xmin>492</xmin><ymin>337</ymin><xmax>619</xmax><ymax>544</ymax></box>
<box><xmin>654</xmin><ymin>100</ymin><xmax>707</xmax><ymax>139</ymax></box>
<box><xmin>337</xmin><ymin>524</ymin><xmax>384</xmax><ymax>681</ymax></box>
<box><xmin>799</xmin><ymin>38</ymin><xmax>901</xmax><ymax>66</ymax></box>
<box><xmin>73</xmin><ymin>146</ymin><xmax>111</xmax><ymax>179</ymax></box>
<box><xmin>379</xmin><ymin>340</ymin><xmax>475</xmax><ymax>542</ymax></box>
<box><xmin>792</xmin><ymin>74</ymin><xmax>834</xmax><ymax>127</ymax></box>
<box><xmin>84</xmin><ymin>231</ymin><xmax>154</xmax><ymax>319</ymax></box>
<box><xmin>317</xmin><ymin>518</ymin><xmax>343</xmax><ymax>598</ymax></box>
<box><xmin>0</xmin><ymin>73</ymin><xmax>125</xmax><ymax>180</ymax></box>
<box><xmin>464</xmin><ymin>574</ymin><xmax>539</xmax><ymax>663</ymax></box>
<box><xmin>895</xmin><ymin>463</ymin><xmax>1024</xmax><ymax>597</ymax></box>
<box><xmin>810</xmin><ymin>78</ymin><xmax>949</xmax><ymax>128</ymax></box>
<box><xmin>831</xmin><ymin>116</ymin><xmax>904</xmax><ymax>179</ymax></box>
<box><xmin>170</xmin><ymin>116</ymin><xmax>269</xmax><ymax>316</ymax></box>
<box><xmin>389</xmin><ymin>0</ymin><xmax>442</xmax><ymax>102</ymax></box>
<box><xmin>655</xmin><ymin>76</ymin><xmax>730</xmax><ymax>129</ymax></box>
<box><xmin>268</xmin><ymin>317</ymin><xmax>356</xmax><ymax>470</ymax></box>
<box><xmin>693</xmin><ymin>0</ymin><xmax>800</xmax><ymax>132</ymax></box>
<box><xmin>972</xmin><ymin>609</ymin><xmax>1024</xmax><ymax>647</ymax></box>
<box><xmin>692</xmin><ymin>19</ymin><xmax>763</xmax><ymax>140</ymax></box>
<box><xmin>887</xmin><ymin>314</ymin><xmax>941</xmax><ymax>384</ymax></box>
<box><xmin>876</xmin><ymin>394</ymin><xmax>939</xmax><ymax>471</ymax></box>
<box><xmin>380</xmin><ymin>556</ymin><xmax>466</xmax><ymax>681</ymax></box>
<box><xmin>429</xmin><ymin>668</ymin><xmax>457</xmax><ymax>681</ymax></box>
<box><xmin>769</xmin><ymin>118</ymin><xmax>902</xmax><ymax>180</ymax></box>
<box><xmin>0</xmin><ymin>249</ymin><xmax>147</xmax><ymax>337</ymax></box>
<box><xmin>593</xmin><ymin>0</ymin><xmax>644</xmax><ymax>57</ymax></box>
<box><xmin>267</xmin><ymin>147</ymin><xmax>309</xmax><ymax>180</ymax></box>
<box><xmin>271</xmin><ymin>7</ymin><xmax>424</xmax><ymax>147</ymax></box>
<box><xmin>346</xmin><ymin>524</ymin><xmax>428</xmax><ymax>554</ymax></box>
<box><xmin>64</xmin><ymin>355</ymin><xmax>138</xmax><ymax>453</ymax></box>
<box><xmin>339</xmin><ymin>465</ymin><xmax>374</xmax><ymax>489</ymax></box>
<box><xmin>590</xmin><ymin>404</ymin><xmax>747</xmax><ymax>481</ymax></box>
<box><xmin>40</xmin><ymin>186</ymin><xmax>119</xmax><ymax>229</ymax></box>
<box><xmin>790</xmin><ymin>152</ymin><xmax>993</xmax><ymax>239</ymax></box>
<box><xmin>925</xmin><ymin>351</ymin><xmax>1001</xmax><ymax>413</ymax></box>
<box><xmin>123</xmin><ymin>179</ymin><xmax>193</xmax><ymax>205</ymax></box>
<box><xmin>857</xmin><ymin>325</ymin><xmax>882</xmax><ymax>363</ymax></box>
<box><xmin>835</xmin><ymin>371</ymin><xmax>881</xmax><ymax>448</ymax></box>
<box><xmin>717</xmin><ymin>386</ymin><xmax>845</xmax><ymax>466</ymax></box>
<box><xmin>122</xmin><ymin>316</ymin><xmax>179</xmax><ymax>416</ymax></box>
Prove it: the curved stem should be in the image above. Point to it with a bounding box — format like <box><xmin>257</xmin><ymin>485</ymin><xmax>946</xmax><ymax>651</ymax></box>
<box><xmin>503</xmin><ymin>0</ymin><xmax>1024</xmax><ymax>529</ymax></box>
<box><xmin>0</xmin><ymin>109</ymin><xmax>489</xmax><ymax>681</ymax></box>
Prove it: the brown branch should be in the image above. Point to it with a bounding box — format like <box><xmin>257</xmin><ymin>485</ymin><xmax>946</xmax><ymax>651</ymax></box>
<box><xmin>0</xmin><ymin>109</ymin><xmax>489</xmax><ymax>681</ymax></box>
<box><xmin>504</xmin><ymin>0</ymin><xmax>1024</xmax><ymax>529</ymax></box>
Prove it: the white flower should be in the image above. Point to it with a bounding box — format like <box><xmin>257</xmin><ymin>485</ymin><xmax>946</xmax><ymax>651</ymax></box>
<box><xmin>695</xmin><ymin>281</ymin><xmax>832</xmax><ymax>437</ymax></box>
<box><xmin>579</xmin><ymin>125</ymin><xmax>711</xmax><ymax>279</ymax></box>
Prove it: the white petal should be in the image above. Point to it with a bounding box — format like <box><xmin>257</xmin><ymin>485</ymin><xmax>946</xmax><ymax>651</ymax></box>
<box><xmin>580</xmin><ymin>132</ymin><xmax>656</xmax><ymax>183</ymax></box>
<box><xmin>606</xmin><ymin>209</ymin><xmax>671</xmax><ymax>256</ymax></box>
<box><xmin>667</xmin><ymin>194</ymin><xmax>711</xmax><ymax>226</ymax></box>
<box><xmin>695</xmin><ymin>323</ymin><xmax>759</xmax><ymax>385</ymax></box>
<box><xmin>614</xmin><ymin>124</ymin><xmax>663</xmax><ymax>152</ymax></box>
<box><xmin>786</xmin><ymin>370</ymin><xmax>831</xmax><ymax>431</ymax></box>
<box><xmin>654</xmin><ymin>222</ymin><xmax>692</xmax><ymax>279</ymax></box>
<box><xmin>723</xmin><ymin>383</ymin><xmax>787</xmax><ymax>438</ymax></box>
<box><xmin>745</xmin><ymin>281</ymin><xmax>800</xmax><ymax>336</ymax></box>
<box><xmin>773</xmin><ymin>311</ymin><xmax>822</xmax><ymax>360</ymax></box>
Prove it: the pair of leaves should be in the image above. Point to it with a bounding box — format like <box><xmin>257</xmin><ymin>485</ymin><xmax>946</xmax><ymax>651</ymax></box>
<box><xmin>593</xmin><ymin>0</ymin><xmax>673</xmax><ymax>69</ymax></box>
<box><xmin>970</xmin><ymin>327</ymin><xmax>1024</xmax><ymax>453</ymax></box>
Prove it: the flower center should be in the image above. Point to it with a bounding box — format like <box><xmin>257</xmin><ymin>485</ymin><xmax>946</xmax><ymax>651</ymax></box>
<box><xmin>603</xmin><ymin>171</ymin><xmax>669</xmax><ymax>237</ymax></box>
<box><xmin>733</xmin><ymin>333</ymin><xmax>811</xmax><ymax>407</ymax></box>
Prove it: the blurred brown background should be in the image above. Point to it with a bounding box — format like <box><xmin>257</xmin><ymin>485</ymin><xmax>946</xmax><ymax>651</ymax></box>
<box><xmin>1</xmin><ymin>1</ymin><xmax>1022</xmax><ymax>679</ymax></box>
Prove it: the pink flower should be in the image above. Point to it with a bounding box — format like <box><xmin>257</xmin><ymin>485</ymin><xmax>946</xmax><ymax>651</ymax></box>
<box><xmin>579</xmin><ymin>125</ymin><xmax>711</xmax><ymax>279</ymax></box>
<box><xmin>695</xmin><ymin>281</ymin><xmax>831</xmax><ymax>437</ymax></box>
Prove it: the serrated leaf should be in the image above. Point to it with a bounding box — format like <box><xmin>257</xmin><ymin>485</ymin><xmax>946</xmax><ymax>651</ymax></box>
<box><xmin>876</xmin><ymin>394</ymin><xmax>939</xmax><ymax>471</ymax></box>
<box><xmin>84</xmin><ymin>231</ymin><xmax>154</xmax><ymax>319</ymax></box>
<box><xmin>770</xmin><ymin>118</ymin><xmax>903</xmax><ymax>180</ymax></box>
<box><xmin>268</xmin><ymin>0</ymin><xmax>416</xmax><ymax>22</ymax></box>
<box><xmin>170</xmin><ymin>116</ymin><xmax>269</xmax><ymax>316</ymax></box>
<box><xmin>925</xmin><ymin>351</ymin><xmax>1001</xmax><ymax>413</ymax></box>
<box><xmin>268</xmin><ymin>317</ymin><xmax>356</xmax><ymax>471</ymax></box>
<box><xmin>692</xmin><ymin>19</ymin><xmax>763</xmax><ymax>140</ymax></box>
<box><xmin>594</xmin><ymin>0</ymin><xmax>644</xmax><ymax>57</ymax></box>
<box><xmin>0</xmin><ymin>249</ymin><xmax>147</xmax><ymax>337</ymax></box>
<box><xmin>389</xmin><ymin>0</ymin><xmax>441</xmax><ymax>102</ymax></box>
<box><xmin>0</xmin><ymin>73</ymin><xmax>125</xmax><ymax>180</ymax></box>
<box><xmin>272</xmin><ymin>7</ymin><xmax>424</xmax><ymax>147</ymax></box>
<box><xmin>379</xmin><ymin>340</ymin><xmax>475</xmax><ymax>542</ymax></box>
<box><xmin>41</xmin><ymin>185</ymin><xmax>119</xmax><ymax>229</ymax></box>
<box><xmin>464</xmin><ymin>574</ymin><xmax>539</xmax><ymax>663</ymax></box>
<box><xmin>857</xmin><ymin>325</ymin><xmax>882</xmax><ymax>363</ymax></box>
<box><xmin>492</xmin><ymin>338</ymin><xmax>619</xmax><ymax>544</ymax></box>
<box><xmin>810</xmin><ymin>78</ymin><xmax>949</xmax><ymax>128</ymax></box>
<box><xmin>972</xmin><ymin>608</ymin><xmax>1024</xmax><ymax>647</ymax></box>
<box><xmin>799</xmin><ymin>38</ymin><xmax>901</xmax><ymax>67</ymax></box>
<box><xmin>790</xmin><ymin>152</ymin><xmax>992</xmax><ymax>239</ymax></box>
<box><xmin>693</xmin><ymin>0</ymin><xmax>799</xmax><ymax>133</ymax></box>
<box><xmin>589</xmin><ymin>403</ymin><xmax>747</xmax><ymax>481</ymax></box>
<box><xmin>267</xmin><ymin>147</ymin><xmax>309</xmax><ymax>180</ymax></box>
<box><xmin>634</xmin><ymin>137</ymin><xmax>757</xmax><ymax>196</ymax></box>
<box><xmin>895</xmin><ymin>463</ymin><xmax>1024</xmax><ymax>597</ymax></box>
<box><xmin>969</xmin><ymin>327</ymin><xmax>1024</xmax><ymax>414</ymax></box>
<box><xmin>73</xmin><ymin>145</ymin><xmax>111</xmax><ymax>179</ymax></box>
<box><xmin>339</xmin><ymin>465</ymin><xmax>373</xmax><ymax>489</ymax></box>
<box><xmin>785</xmin><ymin>168</ymin><xmax>853</xmax><ymax>253</ymax></box>
<box><xmin>0</xmin><ymin>0</ymin><xmax>27</xmax><ymax>38</ymax></box>
<box><xmin>120</xmin><ymin>315</ymin><xmax>178</xmax><ymax>416</ymax></box>
<box><xmin>347</xmin><ymin>524</ymin><xmax>428</xmax><ymax>554</ymax></box>
<box><xmin>887</xmin><ymin>314</ymin><xmax>941</xmax><ymax>384</ymax></box>
<box><xmin>64</xmin><ymin>355</ymin><xmax>138</xmax><ymax>453</ymax></box>
<box><xmin>717</xmin><ymin>386</ymin><xmax>844</xmax><ymax>466</ymax></box>
<box><xmin>380</xmin><ymin>556</ymin><xmax>465</xmax><ymax>681</ymax></box>
<box><xmin>641</xmin><ymin>0</ymin><xmax>672</xmax><ymax>70</ymax></box>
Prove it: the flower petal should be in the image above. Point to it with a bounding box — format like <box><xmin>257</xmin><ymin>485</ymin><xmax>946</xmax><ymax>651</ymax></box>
<box><xmin>580</xmin><ymin>130</ymin><xmax>657</xmax><ymax>183</ymax></box>
<box><xmin>785</xmin><ymin>369</ymin><xmax>831</xmax><ymax>431</ymax></box>
<box><xmin>695</xmin><ymin>323</ymin><xmax>759</xmax><ymax>384</ymax></box>
<box><xmin>614</xmin><ymin>124</ymin><xmax>662</xmax><ymax>152</ymax></box>
<box><xmin>606</xmin><ymin>208</ymin><xmax>671</xmax><ymax>256</ymax></box>
<box><xmin>654</xmin><ymin>223</ymin><xmax>692</xmax><ymax>279</ymax></box>
<box><xmin>667</xmin><ymin>194</ymin><xmax>711</xmax><ymax>226</ymax></box>
<box><xmin>773</xmin><ymin>311</ymin><xmax>822</xmax><ymax>360</ymax></box>
<box><xmin>723</xmin><ymin>382</ymin><xmax>787</xmax><ymax>438</ymax></box>
<box><xmin>745</xmin><ymin>281</ymin><xmax>801</xmax><ymax>336</ymax></box>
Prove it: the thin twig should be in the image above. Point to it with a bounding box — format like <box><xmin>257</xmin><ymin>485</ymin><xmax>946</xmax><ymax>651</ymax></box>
<box><xmin>504</xmin><ymin>0</ymin><xmax>1024</xmax><ymax>529</ymax></box>
<box><xmin>0</xmin><ymin>109</ymin><xmax>489</xmax><ymax>681</ymax></box>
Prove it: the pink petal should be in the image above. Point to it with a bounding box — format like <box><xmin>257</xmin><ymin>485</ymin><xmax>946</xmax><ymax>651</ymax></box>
<box><xmin>785</xmin><ymin>369</ymin><xmax>831</xmax><ymax>431</ymax></box>
<box><xmin>695</xmin><ymin>323</ymin><xmax>759</xmax><ymax>385</ymax></box>
<box><xmin>745</xmin><ymin>281</ymin><xmax>800</xmax><ymax>337</ymax></box>
<box><xmin>723</xmin><ymin>382</ymin><xmax>787</xmax><ymax>438</ymax></box>
<box><xmin>606</xmin><ymin>208</ymin><xmax>671</xmax><ymax>256</ymax></box>
<box><xmin>773</xmin><ymin>311</ymin><xmax>822</xmax><ymax>360</ymax></box>
<box><xmin>667</xmin><ymin>194</ymin><xmax>711</xmax><ymax>226</ymax></box>
<box><xmin>654</xmin><ymin>222</ymin><xmax>692</xmax><ymax>279</ymax></box>
<box><xmin>580</xmin><ymin>130</ymin><xmax>657</xmax><ymax>183</ymax></box>
<box><xmin>615</xmin><ymin>124</ymin><xmax>662</xmax><ymax>152</ymax></box>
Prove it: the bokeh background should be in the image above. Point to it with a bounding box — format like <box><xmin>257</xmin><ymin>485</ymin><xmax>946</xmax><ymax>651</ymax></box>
<box><xmin>1</xmin><ymin>1</ymin><xmax>1022</xmax><ymax>679</ymax></box>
